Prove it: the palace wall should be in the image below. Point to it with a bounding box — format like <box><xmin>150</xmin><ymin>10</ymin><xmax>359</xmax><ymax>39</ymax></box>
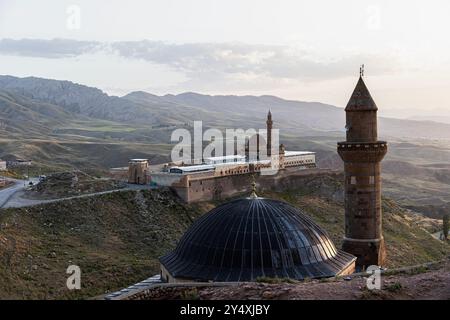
<box><xmin>173</xmin><ymin>168</ymin><xmax>338</xmax><ymax>203</ymax></box>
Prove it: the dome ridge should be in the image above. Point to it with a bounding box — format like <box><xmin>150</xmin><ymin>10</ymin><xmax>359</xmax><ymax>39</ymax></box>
<box><xmin>160</xmin><ymin>197</ymin><xmax>356</xmax><ymax>282</ymax></box>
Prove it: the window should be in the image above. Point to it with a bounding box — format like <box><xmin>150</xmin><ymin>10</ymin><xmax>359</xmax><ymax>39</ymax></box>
<box><xmin>350</xmin><ymin>176</ymin><xmax>356</xmax><ymax>184</ymax></box>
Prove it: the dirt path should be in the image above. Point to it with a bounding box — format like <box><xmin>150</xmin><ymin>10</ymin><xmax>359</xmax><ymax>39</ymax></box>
<box><xmin>199</xmin><ymin>263</ymin><xmax>450</xmax><ymax>300</ymax></box>
<box><xmin>1</xmin><ymin>183</ymin><xmax>156</xmax><ymax>209</ymax></box>
<box><xmin>0</xmin><ymin>178</ymin><xmax>26</xmax><ymax>208</ymax></box>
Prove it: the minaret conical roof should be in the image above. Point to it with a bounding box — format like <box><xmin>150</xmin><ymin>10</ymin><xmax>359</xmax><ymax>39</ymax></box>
<box><xmin>345</xmin><ymin>76</ymin><xmax>378</xmax><ymax>111</ymax></box>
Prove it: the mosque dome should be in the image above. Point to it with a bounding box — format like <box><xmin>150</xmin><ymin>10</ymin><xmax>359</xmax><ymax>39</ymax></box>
<box><xmin>160</xmin><ymin>196</ymin><xmax>356</xmax><ymax>282</ymax></box>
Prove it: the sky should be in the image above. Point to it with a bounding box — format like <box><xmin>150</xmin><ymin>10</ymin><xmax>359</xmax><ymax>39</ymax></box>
<box><xmin>1</xmin><ymin>0</ymin><xmax>450</xmax><ymax>118</ymax></box>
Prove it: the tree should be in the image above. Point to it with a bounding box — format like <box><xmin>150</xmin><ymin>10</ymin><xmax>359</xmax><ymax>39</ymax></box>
<box><xmin>443</xmin><ymin>214</ymin><xmax>449</xmax><ymax>242</ymax></box>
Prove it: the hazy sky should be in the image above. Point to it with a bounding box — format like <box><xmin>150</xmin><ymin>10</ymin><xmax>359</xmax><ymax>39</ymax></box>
<box><xmin>1</xmin><ymin>0</ymin><xmax>450</xmax><ymax>118</ymax></box>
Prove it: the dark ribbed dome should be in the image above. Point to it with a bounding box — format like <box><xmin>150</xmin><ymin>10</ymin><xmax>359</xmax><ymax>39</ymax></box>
<box><xmin>160</xmin><ymin>197</ymin><xmax>355</xmax><ymax>282</ymax></box>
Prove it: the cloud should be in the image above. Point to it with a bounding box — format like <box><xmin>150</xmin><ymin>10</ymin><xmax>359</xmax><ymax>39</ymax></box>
<box><xmin>0</xmin><ymin>38</ymin><xmax>398</xmax><ymax>83</ymax></box>
<box><xmin>110</xmin><ymin>40</ymin><xmax>398</xmax><ymax>81</ymax></box>
<box><xmin>0</xmin><ymin>38</ymin><xmax>100</xmax><ymax>58</ymax></box>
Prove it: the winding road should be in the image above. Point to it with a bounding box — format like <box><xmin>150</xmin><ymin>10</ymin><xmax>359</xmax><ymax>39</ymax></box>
<box><xmin>0</xmin><ymin>177</ymin><xmax>38</xmax><ymax>208</ymax></box>
<box><xmin>0</xmin><ymin>177</ymin><xmax>154</xmax><ymax>209</ymax></box>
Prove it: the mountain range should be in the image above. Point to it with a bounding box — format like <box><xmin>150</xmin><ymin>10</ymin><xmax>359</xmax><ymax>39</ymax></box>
<box><xmin>2</xmin><ymin>75</ymin><xmax>450</xmax><ymax>217</ymax></box>
<box><xmin>2</xmin><ymin>75</ymin><xmax>450</xmax><ymax>140</ymax></box>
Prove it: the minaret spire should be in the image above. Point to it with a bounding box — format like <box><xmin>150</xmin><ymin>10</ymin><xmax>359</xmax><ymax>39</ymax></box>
<box><xmin>266</xmin><ymin>109</ymin><xmax>273</xmax><ymax>157</ymax></box>
<box><xmin>346</xmin><ymin>75</ymin><xmax>377</xmax><ymax>112</ymax></box>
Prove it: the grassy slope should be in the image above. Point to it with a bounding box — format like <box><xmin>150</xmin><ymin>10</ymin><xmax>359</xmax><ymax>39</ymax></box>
<box><xmin>0</xmin><ymin>183</ymin><xmax>448</xmax><ymax>299</ymax></box>
<box><xmin>0</xmin><ymin>189</ymin><xmax>202</xmax><ymax>299</ymax></box>
<box><xmin>262</xmin><ymin>190</ymin><xmax>449</xmax><ymax>268</ymax></box>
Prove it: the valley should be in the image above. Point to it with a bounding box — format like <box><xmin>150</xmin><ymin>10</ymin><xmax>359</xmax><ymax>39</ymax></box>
<box><xmin>0</xmin><ymin>75</ymin><xmax>449</xmax><ymax>300</ymax></box>
<box><xmin>1</xmin><ymin>75</ymin><xmax>450</xmax><ymax>219</ymax></box>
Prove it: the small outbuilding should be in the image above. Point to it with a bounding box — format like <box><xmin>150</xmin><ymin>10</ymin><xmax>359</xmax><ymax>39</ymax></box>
<box><xmin>128</xmin><ymin>159</ymin><xmax>149</xmax><ymax>185</ymax></box>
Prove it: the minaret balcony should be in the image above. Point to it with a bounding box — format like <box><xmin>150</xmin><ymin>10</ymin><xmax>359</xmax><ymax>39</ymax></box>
<box><xmin>337</xmin><ymin>141</ymin><xmax>387</xmax><ymax>163</ymax></box>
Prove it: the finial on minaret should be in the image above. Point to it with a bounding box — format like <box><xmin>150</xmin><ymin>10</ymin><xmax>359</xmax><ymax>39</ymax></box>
<box><xmin>249</xmin><ymin>174</ymin><xmax>258</xmax><ymax>198</ymax></box>
<box><xmin>360</xmin><ymin>64</ymin><xmax>365</xmax><ymax>77</ymax></box>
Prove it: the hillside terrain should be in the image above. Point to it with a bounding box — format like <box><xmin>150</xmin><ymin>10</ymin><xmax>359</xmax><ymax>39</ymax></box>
<box><xmin>0</xmin><ymin>174</ymin><xmax>448</xmax><ymax>299</ymax></box>
<box><xmin>0</xmin><ymin>189</ymin><xmax>200</xmax><ymax>299</ymax></box>
<box><xmin>284</xmin><ymin>136</ymin><xmax>450</xmax><ymax>218</ymax></box>
<box><xmin>25</xmin><ymin>171</ymin><xmax>126</xmax><ymax>200</ymax></box>
<box><xmin>1</xmin><ymin>74</ymin><xmax>450</xmax><ymax>217</ymax></box>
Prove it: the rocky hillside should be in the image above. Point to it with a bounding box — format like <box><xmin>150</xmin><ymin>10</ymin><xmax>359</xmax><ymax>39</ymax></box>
<box><xmin>0</xmin><ymin>174</ymin><xmax>448</xmax><ymax>299</ymax></box>
<box><xmin>25</xmin><ymin>171</ymin><xmax>126</xmax><ymax>200</ymax></box>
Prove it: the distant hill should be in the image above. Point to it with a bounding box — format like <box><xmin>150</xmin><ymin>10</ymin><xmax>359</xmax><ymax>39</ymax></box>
<box><xmin>1</xmin><ymin>75</ymin><xmax>449</xmax><ymax>242</ymax></box>
<box><xmin>2</xmin><ymin>74</ymin><xmax>450</xmax><ymax>202</ymax></box>
<box><xmin>408</xmin><ymin>115</ymin><xmax>450</xmax><ymax>125</ymax></box>
<box><xmin>3</xmin><ymin>75</ymin><xmax>450</xmax><ymax>140</ymax></box>
<box><xmin>0</xmin><ymin>75</ymin><xmax>156</xmax><ymax>124</ymax></box>
<box><xmin>152</xmin><ymin>92</ymin><xmax>345</xmax><ymax>135</ymax></box>
<box><xmin>0</xmin><ymin>89</ymin><xmax>77</xmax><ymax>137</ymax></box>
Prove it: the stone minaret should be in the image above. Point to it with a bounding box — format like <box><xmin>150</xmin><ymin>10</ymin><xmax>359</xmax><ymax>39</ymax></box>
<box><xmin>278</xmin><ymin>143</ymin><xmax>285</xmax><ymax>169</ymax></box>
<box><xmin>266</xmin><ymin>110</ymin><xmax>273</xmax><ymax>156</ymax></box>
<box><xmin>337</xmin><ymin>74</ymin><xmax>387</xmax><ymax>268</ymax></box>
